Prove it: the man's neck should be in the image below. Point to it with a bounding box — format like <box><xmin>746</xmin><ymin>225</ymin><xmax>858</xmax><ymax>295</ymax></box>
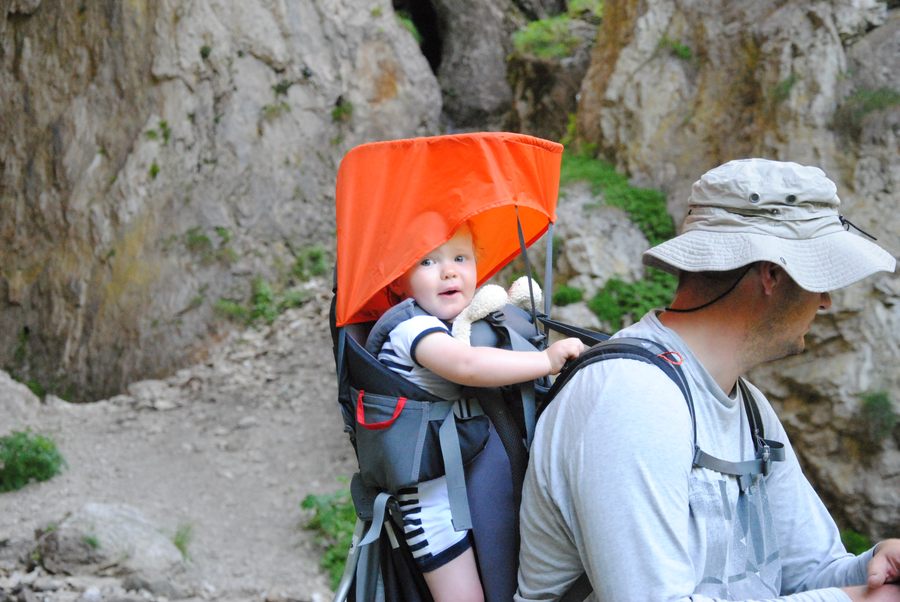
<box><xmin>658</xmin><ymin>308</ymin><xmax>749</xmax><ymax>395</ymax></box>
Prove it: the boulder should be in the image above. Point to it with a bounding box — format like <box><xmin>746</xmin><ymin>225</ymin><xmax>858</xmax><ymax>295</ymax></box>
<box><xmin>35</xmin><ymin>503</ymin><xmax>184</xmax><ymax>589</ymax></box>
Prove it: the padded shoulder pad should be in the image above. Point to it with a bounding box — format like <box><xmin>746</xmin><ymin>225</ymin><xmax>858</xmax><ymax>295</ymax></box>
<box><xmin>469</xmin><ymin>304</ymin><xmax>541</xmax><ymax>350</ymax></box>
<box><xmin>364</xmin><ymin>299</ymin><xmax>429</xmax><ymax>355</ymax></box>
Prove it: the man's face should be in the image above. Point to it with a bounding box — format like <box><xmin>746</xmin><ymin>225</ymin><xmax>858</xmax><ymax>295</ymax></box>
<box><xmin>393</xmin><ymin>227</ymin><xmax>478</xmax><ymax>322</ymax></box>
<box><xmin>761</xmin><ymin>275</ymin><xmax>832</xmax><ymax>360</ymax></box>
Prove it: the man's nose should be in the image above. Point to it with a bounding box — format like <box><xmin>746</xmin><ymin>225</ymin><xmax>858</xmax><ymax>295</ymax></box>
<box><xmin>819</xmin><ymin>292</ymin><xmax>832</xmax><ymax>310</ymax></box>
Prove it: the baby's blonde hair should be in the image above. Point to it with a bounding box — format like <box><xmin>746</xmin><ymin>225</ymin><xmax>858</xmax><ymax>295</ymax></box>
<box><xmin>386</xmin><ymin>221</ymin><xmax>479</xmax><ymax>305</ymax></box>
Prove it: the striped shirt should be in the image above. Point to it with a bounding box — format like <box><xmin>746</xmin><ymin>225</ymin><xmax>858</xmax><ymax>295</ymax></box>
<box><xmin>376</xmin><ymin>314</ymin><xmax>461</xmax><ymax>401</ymax></box>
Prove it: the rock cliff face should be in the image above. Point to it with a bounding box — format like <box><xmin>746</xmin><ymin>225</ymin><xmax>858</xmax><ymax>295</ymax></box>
<box><xmin>574</xmin><ymin>0</ymin><xmax>899</xmax><ymax>538</ymax></box>
<box><xmin>0</xmin><ymin>0</ymin><xmax>440</xmax><ymax>400</ymax></box>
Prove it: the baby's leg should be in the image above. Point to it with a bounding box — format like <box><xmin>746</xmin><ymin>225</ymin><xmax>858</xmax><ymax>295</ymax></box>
<box><xmin>423</xmin><ymin>548</ymin><xmax>484</xmax><ymax>602</ymax></box>
<box><xmin>399</xmin><ymin>477</ymin><xmax>484</xmax><ymax>601</ymax></box>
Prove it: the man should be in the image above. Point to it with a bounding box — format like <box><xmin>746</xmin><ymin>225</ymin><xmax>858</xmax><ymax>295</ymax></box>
<box><xmin>516</xmin><ymin>159</ymin><xmax>900</xmax><ymax>601</ymax></box>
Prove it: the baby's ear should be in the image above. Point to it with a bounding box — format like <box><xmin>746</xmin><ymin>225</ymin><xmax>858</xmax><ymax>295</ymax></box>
<box><xmin>386</xmin><ymin>279</ymin><xmax>405</xmax><ymax>303</ymax></box>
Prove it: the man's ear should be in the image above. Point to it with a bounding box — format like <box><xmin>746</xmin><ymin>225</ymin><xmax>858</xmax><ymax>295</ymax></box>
<box><xmin>758</xmin><ymin>261</ymin><xmax>788</xmax><ymax>296</ymax></box>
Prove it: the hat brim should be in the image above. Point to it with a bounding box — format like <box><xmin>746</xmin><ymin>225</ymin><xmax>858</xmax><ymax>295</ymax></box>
<box><xmin>643</xmin><ymin>230</ymin><xmax>896</xmax><ymax>292</ymax></box>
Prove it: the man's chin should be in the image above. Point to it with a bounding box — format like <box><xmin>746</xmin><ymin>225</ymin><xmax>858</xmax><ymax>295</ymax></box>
<box><xmin>769</xmin><ymin>338</ymin><xmax>806</xmax><ymax>363</ymax></box>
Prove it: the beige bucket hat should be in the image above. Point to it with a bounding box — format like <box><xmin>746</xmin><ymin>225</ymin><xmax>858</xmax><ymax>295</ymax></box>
<box><xmin>643</xmin><ymin>158</ymin><xmax>896</xmax><ymax>292</ymax></box>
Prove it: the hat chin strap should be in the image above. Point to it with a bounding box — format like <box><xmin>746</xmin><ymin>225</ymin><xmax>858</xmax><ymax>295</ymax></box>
<box><xmin>664</xmin><ymin>264</ymin><xmax>754</xmax><ymax>314</ymax></box>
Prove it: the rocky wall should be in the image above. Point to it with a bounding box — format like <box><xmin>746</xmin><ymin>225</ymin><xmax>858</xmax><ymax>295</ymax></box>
<box><xmin>0</xmin><ymin>0</ymin><xmax>441</xmax><ymax>400</ymax></box>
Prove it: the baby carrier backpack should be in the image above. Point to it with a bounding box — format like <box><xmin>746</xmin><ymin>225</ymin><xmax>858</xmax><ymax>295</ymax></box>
<box><xmin>330</xmin><ymin>132</ymin><xmax>567</xmax><ymax>601</ymax></box>
<box><xmin>328</xmin><ymin>133</ymin><xmax>785</xmax><ymax>601</ymax></box>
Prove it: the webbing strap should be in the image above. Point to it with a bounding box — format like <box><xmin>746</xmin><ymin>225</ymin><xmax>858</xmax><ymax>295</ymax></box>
<box><xmin>540</xmin><ymin>315</ymin><xmax>610</xmax><ymax>346</ymax></box>
<box><xmin>544</xmin><ymin>221</ymin><xmax>554</xmax><ymax>317</ymax></box>
<box><xmin>693</xmin><ymin>448</ymin><xmax>772</xmax><ymax>492</ymax></box>
<box><xmin>336</xmin><ymin>328</ymin><xmax>347</xmax><ymax>384</ymax></box>
<box><xmin>439</xmin><ymin>411</ymin><xmax>473</xmax><ymax>531</ymax></box>
<box><xmin>514</xmin><ymin>206</ymin><xmax>541</xmax><ymax>339</ymax></box>
<box><xmin>359</xmin><ymin>492</ymin><xmax>393</xmax><ymax>546</ymax></box>
<box><xmin>503</xmin><ymin>323</ymin><xmax>540</xmax><ymax>446</ymax></box>
<box><xmin>559</xmin><ymin>572</ymin><xmax>593</xmax><ymax>602</ymax></box>
<box><xmin>520</xmin><ymin>381</ymin><xmax>536</xmax><ymax>448</ymax></box>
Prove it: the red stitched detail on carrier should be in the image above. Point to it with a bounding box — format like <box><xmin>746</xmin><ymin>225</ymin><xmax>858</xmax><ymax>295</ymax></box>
<box><xmin>356</xmin><ymin>390</ymin><xmax>407</xmax><ymax>430</ymax></box>
<box><xmin>657</xmin><ymin>351</ymin><xmax>684</xmax><ymax>366</ymax></box>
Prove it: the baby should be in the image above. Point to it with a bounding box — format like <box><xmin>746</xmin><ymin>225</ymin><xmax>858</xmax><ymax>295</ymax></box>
<box><xmin>378</xmin><ymin>223</ymin><xmax>586</xmax><ymax>602</ymax></box>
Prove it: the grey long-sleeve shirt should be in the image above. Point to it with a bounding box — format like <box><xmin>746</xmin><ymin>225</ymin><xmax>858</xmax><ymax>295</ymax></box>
<box><xmin>516</xmin><ymin>312</ymin><xmax>873</xmax><ymax>601</ymax></box>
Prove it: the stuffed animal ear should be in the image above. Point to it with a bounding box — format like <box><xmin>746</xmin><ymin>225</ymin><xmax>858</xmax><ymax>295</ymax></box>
<box><xmin>451</xmin><ymin>284</ymin><xmax>509</xmax><ymax>344</ymax></box>
<box><xmin>508</xmin><ymin>276</ymin><xmax>542</xmax><ymax>309</ymax></box>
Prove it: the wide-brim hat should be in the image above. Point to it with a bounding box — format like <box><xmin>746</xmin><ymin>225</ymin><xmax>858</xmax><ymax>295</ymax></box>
<box><xmin>643</xmin><ymin>158</ymin><xmax>896</xmax><ymax>292</ymax></box>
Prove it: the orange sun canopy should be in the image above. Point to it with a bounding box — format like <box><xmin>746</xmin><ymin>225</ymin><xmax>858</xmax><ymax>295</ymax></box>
<box><xmin>335</xmin><ymin>132</ymin><xmax>563</xmax><ymax>326</ymax></box>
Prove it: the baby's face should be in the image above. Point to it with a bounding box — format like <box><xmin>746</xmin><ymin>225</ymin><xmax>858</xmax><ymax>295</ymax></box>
<box><xmin>394</xmin><ymin>227</ymin><xmax>477</xmax><ymax>321</ymax></box>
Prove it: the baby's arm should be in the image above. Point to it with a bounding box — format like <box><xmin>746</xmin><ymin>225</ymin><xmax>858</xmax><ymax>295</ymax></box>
<box><xmin>415</xmin><ymin>332</ymin><xmax>586</xmax><ymax>387</ymax></box>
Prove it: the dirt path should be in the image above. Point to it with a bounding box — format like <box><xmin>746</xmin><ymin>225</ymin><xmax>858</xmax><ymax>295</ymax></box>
<box><xmin>0</xmin><ymin>289</ymin><xmax>356</xmax><ymax>601</ymax></box>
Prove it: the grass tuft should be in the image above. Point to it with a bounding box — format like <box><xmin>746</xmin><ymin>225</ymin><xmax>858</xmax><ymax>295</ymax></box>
<box><xmin>301</xmin><ymin>487</ymin><xmax>356</xmax><ymax>590</ymax></box>
<box><xmin>0</xmin><ymin>431</ymin><xmax>65</xmax><ymax>493</ymax></box>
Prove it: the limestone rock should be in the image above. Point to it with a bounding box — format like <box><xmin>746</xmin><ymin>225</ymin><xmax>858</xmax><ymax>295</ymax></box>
<box><xmin>506</xmin><ymin>18</ymin><xmax>597</xmax><ymax>141</ymax></box>
<box><xmin>35</xmin><ymin>503</ymin><xmax>184</xmax><ymax>582</ymax></box>
<box><xmin>0</xmin><ymin>0</ymin><xmax>440</xmax><ymax>401</ymax></box>
<box><xmin>553</xmin><ymin>183</ymin><xmax>647</xmax><ymax>300</ymax></box>
<box><xmin>0</xmin><ymin>370</ymin><xmax>40</xmax><ymax>426</ymax></box>
<box><xmin>577</xmin><ymin>0</ymin><xmax>889</xmax><ymax>222</ymax></box>
<box><xmin>430</xmin><ymin>0</ymin><xmax>525</xmax><ymax>129</ymax></box>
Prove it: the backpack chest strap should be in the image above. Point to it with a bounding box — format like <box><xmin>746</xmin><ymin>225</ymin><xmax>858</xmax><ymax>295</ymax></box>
<box><xmin>692</xmin><ymin>440</ymin><xmax>786</xmax><ymax>492</ymax></box>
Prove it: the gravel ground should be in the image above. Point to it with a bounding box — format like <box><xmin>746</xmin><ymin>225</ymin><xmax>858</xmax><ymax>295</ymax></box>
<box><xmin>0</xmin><ymin>288</ymin><xmax>357</xmax><ymax>601</ymax></box>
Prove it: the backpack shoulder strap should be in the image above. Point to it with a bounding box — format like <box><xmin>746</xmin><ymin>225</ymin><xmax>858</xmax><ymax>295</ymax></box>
<box><xmin>363</xmin><ymin>298</ymin><xmax>430</xmax><ymax>355</ymax></box>
<box><xmin>541</xmin><ymin>336</ymin><xmax>698</xmax><ymax>448</ymax></box>
<box><xmin>546</xmin><ymin>337</ymin><xmax>693</xmax><ymax>602</ymax></box>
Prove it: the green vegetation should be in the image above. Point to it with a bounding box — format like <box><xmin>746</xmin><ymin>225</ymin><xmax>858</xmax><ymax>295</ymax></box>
<box><xmin>560</xmin><ymin>152</ymin><xmax>674</xmax><ymax>245</ymax></box>
<box><xmin>395</xmin><ymin>11</ymin><xmax>421</xmax><ymax>44</ymax></box>
<box><xmin>293</xmin><ymin>245</ymin><xmax>329</xmax><ymax>281</ymax></box>
<box><xmin>560</xmin><ymin>151</ymin><xmax>677</xmax><ymax>327</ymax></box>
<box><xmin>832</xmin><ymin>87</ymin><xmax>900</xmax><ymax>139</ymax></box>
<box><xmin>184</xmin><ymin>227</ymin><xmax>213</xmax><ymax>254</ymax></box>
<box><xmin>512</xmin><ymin>1</ymin><xmax>602</xmax><ymax>59</ymax></box>
<box><xmin>331</xmin><ymin>98</ymin><xmax>354</xmax><ymax>123</ymax></box>
<box><xmin>370</xmin><ymin>6</ymin><xmax>383</xmax><ymax>18</ymax></box>
<box><xmin>83</xmin><ymin>535</ymin><xmax>100</xmax><ymax>550</ymax></box>
<box><xmin>841</xmin><ymin>529</ymin><xmax>872</xmax><ymax>555</ymax></box>
<box><xmin>215</xmin><ymin>277</ymin><xmax>311</xmax><ymax>325</ymax></box>
<box><xmin>272</xmin><ymin>80</ymin><xmax>293</xmax><ymax>97</ymax></box>
<box><xmin>199</xmin><ymin>45</ymin><xmax>212</xmax><ymax>60</ymax></box>
<box><xmin>553</xmin><ymin>285</ymin><xmax>584</xmax><ymax>306</ymax></box>
<box><xmin>772</xmin><ymin>74</ymin><xmax>799</xmax><ymax>103</ymax></box>
<box><xmin>659</xmin><ymin>35</ymin><xmax>693</xmax><ymax>61</ymax></box>
<box><xmin>0</xmin><ymin>431</ymin><xmax>65</xmax><ymax>493</ymax></box>
<box><xmin>261</xmin><ymin>102</ymin><xmax>291</xmax><ymax>121</ymax></box>
<box><xmin>588</xmin><ymin>269</ymin><xmax>676</xmax><ymax>330</ymax></box>
<box><xmin>214</xmin><ymin>227</ymin><xmax>232</xmax><ymax>245</ymax></box>
<box><xmin>301</xmin><ymin>487</ymin><xmax>356</xmax><ymax>590</ymax></box>
<box><xmin>149</xmin><ymin>161</ymin><xmax>160</xmax><ymax>180</ymax></box>
<box><xmin>567</xmin><ymin>0</ymin><xmax>603</xmax><ymax>22</ymax></box>
<box><xmin>183</xmin><ymin>226</ymin><xmax>236</xmax><ymax>264</ymax></box>
<box><xmin>146</xmin><ymin>120</ymin><xmax>172</xmax><ymax>145</ymax></box>
<box><xmin>173</xmin><ymin>523</ymin><xmax>193</xmax><ymax>560</ymax></box>
<box><xmin>858</xmin><ymin>391</ymin><xmax>897</xmax><ymax>444</ymax></box>
<box><xmin>513</xmin><ymin>15</ymin><xmax>581</xmax><ymax>59</ymax></box>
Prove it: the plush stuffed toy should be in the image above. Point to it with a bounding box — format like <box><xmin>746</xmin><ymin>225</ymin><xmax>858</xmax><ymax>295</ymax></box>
<box><xmin>451</xmin><ymin>276</ymin><xmax>542</xmax><ymax>344</ymax></box>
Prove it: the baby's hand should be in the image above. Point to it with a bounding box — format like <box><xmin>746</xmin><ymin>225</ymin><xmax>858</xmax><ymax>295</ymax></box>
<box><xmin>544</xmin><ymin>337</ymin><xmax>587</xmax><ymax>375</ymax></box>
